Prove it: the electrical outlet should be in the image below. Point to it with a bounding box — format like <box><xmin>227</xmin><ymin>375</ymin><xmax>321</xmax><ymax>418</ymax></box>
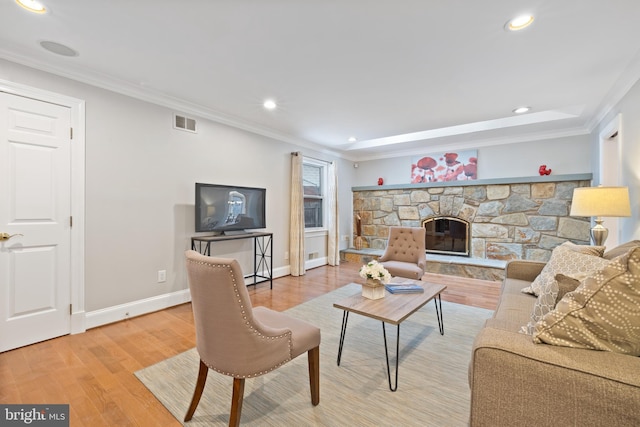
<box><xmin>157</xmin><ymin>270</ymin><xmax>166</xmax><ymax>283</ymax></box>
<box><xmin>284</xmin><ymin>251</ymin><xmax>289</xmax><ymax>260</ymax></box>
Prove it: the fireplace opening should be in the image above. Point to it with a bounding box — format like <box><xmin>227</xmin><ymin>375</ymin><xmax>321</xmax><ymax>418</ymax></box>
<box><xmin>422</xmin><ymin>216</ymin><xmax>470</xmax><ymax>257</ymax></box>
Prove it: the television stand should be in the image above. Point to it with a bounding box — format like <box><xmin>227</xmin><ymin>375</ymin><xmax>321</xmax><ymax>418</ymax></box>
<box><xmin>220</xmin><ymin>230</ymin><xmax>249</xmax><ymax>236</ymax></box>
<box><xmin>191</xmin><ymin>232</ymin><xmax>273</xmax><ymax>288</ymax></box>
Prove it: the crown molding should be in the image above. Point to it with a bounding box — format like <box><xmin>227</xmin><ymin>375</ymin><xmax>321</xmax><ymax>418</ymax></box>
<box><xmin>0</xmin><ymin>51</ymin><xmax>345</xmax><ymax>159</ymax></box>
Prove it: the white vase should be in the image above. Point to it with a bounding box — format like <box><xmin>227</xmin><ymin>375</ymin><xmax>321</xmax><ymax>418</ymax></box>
<box><xmin>362</xmin><ymin>278</ymin><xmax>385</xmax><ymax>299</ymax></box>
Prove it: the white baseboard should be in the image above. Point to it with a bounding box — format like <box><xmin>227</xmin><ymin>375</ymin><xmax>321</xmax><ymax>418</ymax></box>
<box><xmin>306</xmin><ymin>256</ymin><xmax>327</xmax><ymax>270</ymax></box>
<box><xmin>273</xmin><ymin>265</ymin><xmax>290</xmax><ymax>278</ymax></box>
<box><xmin>84</xmin><ymin>268</ymin><xmax>293</xmax><ymax>330</ymax></box>
<box><xmin>71</xmin><ymin>311</ymin><xmax>86</xmax><ymax>334</ymax></box>
<box><xmin>85</xmin><ymin>289</ymin><xmax>192</xmax><ymax>330</ymax></box>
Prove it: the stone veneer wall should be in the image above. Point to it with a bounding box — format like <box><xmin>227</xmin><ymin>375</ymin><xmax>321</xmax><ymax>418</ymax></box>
<box><xmin>353</xmin><ymin>176</ymin><xmax>593</xmax><ymax>262</ymax></box>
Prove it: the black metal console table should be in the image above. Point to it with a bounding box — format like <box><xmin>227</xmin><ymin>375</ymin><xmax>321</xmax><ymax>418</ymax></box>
<box><xmin>191</xmin><ymin>232</ymin><xmax>273</xmax><ymax>288</ymax></box>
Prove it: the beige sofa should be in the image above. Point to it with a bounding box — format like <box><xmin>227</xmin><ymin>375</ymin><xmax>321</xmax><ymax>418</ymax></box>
<box><xmin>469</xmin><ymin>243</ymin><xmax>640</xmax><ymax>427</ymax></box>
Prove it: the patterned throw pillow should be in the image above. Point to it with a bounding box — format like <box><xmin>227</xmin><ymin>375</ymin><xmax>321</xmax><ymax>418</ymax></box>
<box><xmin>562</xmin><ymin>241</ymin><xmax>606</xmax><ymax>257</ymax></box>
<box><xmin>520</xmin><ymin>256</ymin><xmax>609</xmax><ymax>335</ymax></box>
<box><xmin>602</xmin><ymin>240</ymin><xmax>640</xmax><ymax>260</ymax></box>
<box><xmin>533</xmin><ymin>247</ymin><xmax>640</xmax><ymax>355</ymax></box>
<box><xmin>521</xmin><ymin>242</ymin><xmax>606</xmax><ymax>297</ymax></box>
<box><xmin>554</xmin><ymin>273</ymin><xmax>584</xmax><ymax>304</ymax></box>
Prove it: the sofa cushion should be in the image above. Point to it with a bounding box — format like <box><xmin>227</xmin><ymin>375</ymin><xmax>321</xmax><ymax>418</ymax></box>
<box><xmin>492</xmin><ymin>278</ymin><xmax>537</xmax><ymax>330</ymax></box>
<box><xmin>533</xmin><ymin>247</ymin><xmax>640</xmax><ymax>355</ymax></box>
<box><xmin>521</xmin><ymin>242</ymin><xmax>607</xmax><ymax>297</ymax></box>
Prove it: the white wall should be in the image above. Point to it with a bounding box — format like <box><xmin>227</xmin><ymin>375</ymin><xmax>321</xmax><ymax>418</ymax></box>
<box><xmin>5</xmin><ymin>53</ymin><xmax>634</xmax><ymax>323</ymax></box>
<box><xmin>351</xmin><ymin>134</ymin><xmax>592</xmax><ymax>187</ymax></box>
<box><xmin>595</xmin><ymin>77</ymin><xmax>640</xmax><ymax>242</ymax></box>
<box><xmin>0</xmin><ymin>59</ymin><xmax>354</xmax><ymax>316</ymax></box>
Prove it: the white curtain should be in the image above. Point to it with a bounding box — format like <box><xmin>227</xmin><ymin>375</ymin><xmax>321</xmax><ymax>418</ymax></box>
<box><xmin>289</xmin><ymin>152</ymin><xmax>305</xmax><ymax>276</ymax></box>
<box><xmin>327</xmin><ymin>162</ymin><xmax>340</xmax><ymax>266</ymax></box>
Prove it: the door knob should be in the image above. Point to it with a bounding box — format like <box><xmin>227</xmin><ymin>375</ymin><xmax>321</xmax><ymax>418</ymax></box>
<box><xmin>0</xmin><ymin>233</ymin><xmax>23</xmax><ymax>241</ymax></box>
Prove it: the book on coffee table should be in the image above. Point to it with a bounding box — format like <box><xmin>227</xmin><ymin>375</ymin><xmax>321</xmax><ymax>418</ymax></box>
<box><xmin>385</xmin><ymin>283</ymin><xmax>424</xmax><ymax>294</ymax></box>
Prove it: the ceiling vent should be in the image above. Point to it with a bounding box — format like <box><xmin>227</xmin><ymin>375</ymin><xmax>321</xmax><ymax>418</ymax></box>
<box><xmin>173</xmin><ymin>114</ymin><xmax>197</xmax><ymax>133</ymax></box>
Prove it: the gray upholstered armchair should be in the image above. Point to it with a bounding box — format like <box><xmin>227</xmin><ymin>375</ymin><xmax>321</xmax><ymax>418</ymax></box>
<box><xmin>184</xmin><ymin>250</ymin><xmax>321</xmax><ymax>426</ymax></box>
<box><xmin>378</xmin><ymin>226</ymin><xmax>427</xmax><ymax>280</ymax></box>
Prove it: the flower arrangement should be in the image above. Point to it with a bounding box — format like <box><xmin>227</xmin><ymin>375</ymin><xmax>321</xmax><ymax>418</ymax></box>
<box><xmin>359</xmin><ymin>260</ymin><xmax>391</xmax><ymax>284</ymax></box>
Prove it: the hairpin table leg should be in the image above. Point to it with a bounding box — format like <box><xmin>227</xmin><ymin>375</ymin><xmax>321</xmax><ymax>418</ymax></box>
<box><xmin>434</xmin><ymin>294</ymin><xmax>444</xmax><ymax>335</ymax></box>
<box><xmin>337</xmin><ymin>311</ymin><xmax>349</xmax><ymax>365</ymax></box>
<box><xmin>382</xmin><ymin>322</ymin><xmax>400</xmax><ymax>392</ymax></box>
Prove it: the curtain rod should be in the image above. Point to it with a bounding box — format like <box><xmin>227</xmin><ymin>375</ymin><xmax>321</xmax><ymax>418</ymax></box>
<box><xmin>290</xmin><ymin>151</ymin><xmax>333</xmax><ymax>164</ymax></box>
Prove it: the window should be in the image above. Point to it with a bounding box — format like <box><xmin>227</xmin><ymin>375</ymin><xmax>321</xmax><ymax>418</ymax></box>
<box><xmin>303</xmin><ymin>159</ymin><xmax>327</xmax><ymax>229</ymax></box>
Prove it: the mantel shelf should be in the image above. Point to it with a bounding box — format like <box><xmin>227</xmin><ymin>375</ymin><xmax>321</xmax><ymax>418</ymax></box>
<box><xmin>352</xmin><ymin>173</ymin><xmax>592</xmax><ymax>192</ymax></box>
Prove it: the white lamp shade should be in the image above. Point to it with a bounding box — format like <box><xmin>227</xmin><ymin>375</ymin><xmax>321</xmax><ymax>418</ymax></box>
<box><xmin>570</xmin><ymin>186</ymin><xmax>631</xmax><ymax>217</ymax></box>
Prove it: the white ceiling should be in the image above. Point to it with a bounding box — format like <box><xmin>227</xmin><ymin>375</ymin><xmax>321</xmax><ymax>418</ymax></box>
<box><xmin>2</xmin><ymin>0</ymin><xmax>640</xmax><ymax>160</ymax></box>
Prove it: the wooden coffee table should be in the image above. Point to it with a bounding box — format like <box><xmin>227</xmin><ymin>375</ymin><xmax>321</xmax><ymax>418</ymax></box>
<box><xmin>333</xmin><ymin>278</ymin><xmax>446</xmax><ymax>391</ymax></box>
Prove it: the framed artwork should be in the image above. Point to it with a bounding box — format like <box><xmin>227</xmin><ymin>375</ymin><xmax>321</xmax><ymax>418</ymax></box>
<box><xmin>411</xmin><ymin>150</ymin><xmax>478</xmax><ymax>183</ymax></box>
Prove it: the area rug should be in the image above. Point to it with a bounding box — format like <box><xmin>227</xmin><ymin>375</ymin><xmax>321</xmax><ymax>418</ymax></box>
<box><xmin>135</xmin><ymin>283</ymin><xmax>493</xmax><ymax>426</ymax></box>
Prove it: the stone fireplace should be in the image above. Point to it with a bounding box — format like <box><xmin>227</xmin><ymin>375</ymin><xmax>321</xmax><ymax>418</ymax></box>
<box><xmin>352</xmin><ymin>174</ymin><xmax>593</xmax><ymax>263</ymax></box>
<box><xmin>422</xmin><ymin>216</ymin><xmax>470</xmax><ymax>256</ymax></box>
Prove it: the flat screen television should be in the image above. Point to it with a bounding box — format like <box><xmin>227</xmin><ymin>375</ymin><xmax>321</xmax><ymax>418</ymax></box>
<box><xmin>195</xmin><ymin>183</ymin><xmax>266</xmax><ymax>234</ymax></box>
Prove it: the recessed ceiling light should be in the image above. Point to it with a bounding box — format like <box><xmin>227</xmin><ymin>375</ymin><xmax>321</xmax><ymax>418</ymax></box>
<box><xmin>505</xmin><ymin>14</ymin><xmax>534</xmax><ymax>31</ymax></box>
<box><xmin>513</xmin><ymin>106</ymin><xmax>531</xmax><ymax>114</ymax></box>
<box><xmin>348</xmin><ymin>137</ymin><xmax>357</xmax><ymax>142</ymax></box>
<box><xmin>263</xmin><ymin>99</ymin><xmax>277</xmax><ymax>110</ymax></box>
<box><xmin>40</xmin><ymin>41</ymin><xmax>78</xmax><ymax>57</ymax></box>
<box><xmin>16</xmin><ymin>0</ymin><xmax>47</xmax><ymax>13</ymax></box>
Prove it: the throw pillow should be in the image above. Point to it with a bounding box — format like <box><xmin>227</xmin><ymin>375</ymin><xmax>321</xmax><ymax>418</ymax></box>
<box><xmin>561</xmin><ymin>241</ymin><xmax>606</xmax><ymax>257</ymax></box>
<box><xmin>520</xmin><ymin>258</ymin><xmax>609</xmax><ymax>335</ymax></box>
<box><xmin>602</xmin><ymin>240</ymin><xmax>640</xmax><ymax>260</ymax></box>
<box><xmin>533</xmin><ymin>247</ymin><xmax>640</xmax><ymax>355</ymax></box>
<box><xmin>521</xmin><ymin>242</ymin><xmax>606</xmax><ymax>297</ymax></box>
<box><xmin>555</xmin><ymin>273</ymin><xmax>584</xmax><ymax>304</ymax></box>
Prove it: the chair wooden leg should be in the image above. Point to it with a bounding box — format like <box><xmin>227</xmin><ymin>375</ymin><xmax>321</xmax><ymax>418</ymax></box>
<box><xmin>184</xmin><ymin>360</ymin><xmax>209</xmax><ymax>422</ymax></box>
<box><xmin>229</xmin><ymin>378</ymin><xmax>245</xmax><ymax>427</ymax></box>
<box><xmin>308</xmin><ymin>346</ymin><xmax>320</xmax><ymax>405</ymax></box>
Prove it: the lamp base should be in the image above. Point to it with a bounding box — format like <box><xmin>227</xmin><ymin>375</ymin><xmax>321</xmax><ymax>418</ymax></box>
<box><xmin>590</xmin><ymin>218</ymin><xmax>608</xmax><ymax>246</ymax></box>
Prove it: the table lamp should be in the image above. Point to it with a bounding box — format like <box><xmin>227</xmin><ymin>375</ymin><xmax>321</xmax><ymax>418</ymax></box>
<box><xmin>569</xmin><ymin>186</ymin><xmax>631</xmax><ymax>246</ymax></box>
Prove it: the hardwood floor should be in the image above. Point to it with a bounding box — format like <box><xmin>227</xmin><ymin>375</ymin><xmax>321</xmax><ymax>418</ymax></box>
<box><xmin>0</xmin><ymin>262</ymin><xmax>500</xmax><ymax>426</ymax></box>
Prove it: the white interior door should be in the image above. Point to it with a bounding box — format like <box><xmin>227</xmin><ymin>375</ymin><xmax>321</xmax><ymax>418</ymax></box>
<box><xmin>0</xmin><ymin>92</ymin><xmax>72</xmax><ymax>352</ymax></box>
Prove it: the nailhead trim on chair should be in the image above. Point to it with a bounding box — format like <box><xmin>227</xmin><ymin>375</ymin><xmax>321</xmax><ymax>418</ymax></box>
<box><xmin>190</xmin><ymin>258</ymin><xmax>293</xmax><ymax>378</ymax></box>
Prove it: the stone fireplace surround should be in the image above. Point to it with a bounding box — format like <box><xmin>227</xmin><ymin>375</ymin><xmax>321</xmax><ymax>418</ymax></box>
<box><xmin>350</xmin><ymin>174</ymin><xmax>593</xmax><ymax>279</ymax></box>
